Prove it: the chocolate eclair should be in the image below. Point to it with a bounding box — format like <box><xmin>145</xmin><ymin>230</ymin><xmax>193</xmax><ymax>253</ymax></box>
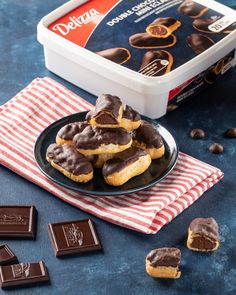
<box><xmin>46</xmin><ymin>144</ymin><xmax>93</xmax><ymax>183</ymax></box>
<box><xmin>96</xmin><ymin>48</ymin><xmax>131</xmax><ymax>65</ymax></box>
<box><xmin>187</xmin><ymin>34</ymin><xmax>215</xmax><ymax>54</ymax></box>
<box><xmin>133</xmin><ymin>121</ymin><xmax>165</xmax><ymax>159</ymax></box>
<box><xmin>73</xmin><ymin>125</ymin><xmax>132</xmax><ymax>155</ymax></box>
<box><xmin>140</xmin><ymin>50</ymin><xmax>173</xmax><ymax>76</ymax></box>
<box><xmin>193</xmin><ymin>17</ymin><xmax>221</xmax><ymax>33</ymax></box>
<box><xmin>129</xmin><ymin>33</ymin><xmax>176</xmax><ymax>49</ymax></box>
<box><xmin>146</xmin><ymin>17</ymin><xmax>181</xmax><ymax>38</ymax></box>
<box><xmin>102</xmin><ymin>147</ymin><xmax>151</xmax><ymax>186</ymax></box>
<box><xmin>56</xmin><ymin>121</ymin><xmax>89</xmax><ymax>145</ymax></box>
<box><xmin>178</xmin><ymin>0</ymin><xmax>208</xmax><ymax>18</ymax></box>
<box><xmin>86</xmin><ymin>94</ymin><xmax>123</xmax><ymax>128</ymax></box>
<box><xmin>187</xmin><ymin>217</ymin><xmax>220</xmax><ymax>252</ymax></box>
<box><xmin>120</xmin><ymin>105</ymin><xmax>141</xmax><ymax>131</ymax></box>
<box><xmin>146</xmin><ymin>248</ymin><xmax>181</xmax><ymax>279</ymax></box>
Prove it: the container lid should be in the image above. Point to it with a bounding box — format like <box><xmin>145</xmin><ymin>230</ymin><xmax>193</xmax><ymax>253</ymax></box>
<box><xmin>47</xmin><ymin>0</ymin><xmax>236</xmax><ymax>78</ymax></box>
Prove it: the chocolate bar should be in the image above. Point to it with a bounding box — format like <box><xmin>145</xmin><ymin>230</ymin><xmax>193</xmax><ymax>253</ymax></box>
<box><xmin>0</xmin><ymin>261</ymin><xmax>49</xmax><ymax>288</ymax></box>
<box><xmin>140</xmin><ymin>50</ymin><xmax>173</xmax><ymax>76</ymax></box>
<box><xmin>146</xmin><ymin>17</ymin><xmax>181</xmax><ymax>38</ymax></box>
<box><xmin>0</xmin><ymin>245</ymin><xmax>17</xmax><ymax>265</ymax></box>
<box><xmin>187</xmin><ymin>217</ymin><xmax>220</xmax><ymax>251</ymax></box>
<box><xmin>187</xmin><ymin>34</ymin><xmax>215</xmax><ymax>54</ymax></box>
<box><xmin>129</xmin><ymin>33</ymin><xmax>176</xmax><ymax>49</ymax></box>
<box><xmin>96</xmin><ymin>48</ymin><xmax>131</xmax><ymax>65</ymax></box>
<box><xmin>48</xmin><ymin>219</ymin><xmax>102</xmax><ymax>257</ymax></box>
<box><xmin>146</xmin><ymin>248</ymin><xmax>181</xmax><ymax>279</ymax></box>
<box><xmin>178</xmin><ymin>0</ymin><xmax>208</xmax><ymax>18</ymax></box>
<box><xmin>0</xmin><ymin>206</ymin><xmax>37</xmax><ymax>239</ymax></box>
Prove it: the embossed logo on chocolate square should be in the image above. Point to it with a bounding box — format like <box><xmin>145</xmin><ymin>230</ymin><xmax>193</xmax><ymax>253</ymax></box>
<box><xmin>12</xmin><ymin>263</ymin><xmax>30</xmax><ymax>278</ymax></box>
<box><xmin>62</xmin><ymin>223</ymin><xmax>83</xmax><ymax>247</ymax></box>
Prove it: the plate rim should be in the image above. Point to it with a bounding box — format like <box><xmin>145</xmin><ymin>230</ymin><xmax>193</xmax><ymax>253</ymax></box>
<box><xmin>34</xmin><ymin>111</ymin><xmax>179</xmax><ymax>196</ymax></box>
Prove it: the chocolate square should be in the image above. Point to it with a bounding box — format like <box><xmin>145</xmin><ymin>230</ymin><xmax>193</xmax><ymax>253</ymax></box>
<box><xmin>0</xmin><ymin>245</ymin><xmax>17</xmax><ymax>265</ymax></box>
<box><xmin>0</xmin><ymin>206</ymin><xmax>37</xmax><ymax>239</ymax></box>
<box><xmin>48</xmin><ymin>219</ymin><xmax>102</xmax><ymax>257</ymax></box>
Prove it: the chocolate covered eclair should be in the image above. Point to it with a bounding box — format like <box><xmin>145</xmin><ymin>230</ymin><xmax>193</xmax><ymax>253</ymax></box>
<box><xmin>56</xmin><ymin>121</ymin><xmax>89</xmax><ymax>145</ymax></box>
<box><xmin>187</xmin><ymin>34</ymin><xmax>215</xmax><ymax>54</ymax></box>
<box><xmin>129</xmin><ymin>33</ymin><xmax>176</xmax><ymax>49</ymax></box>
<box><xmin>146</xmin><ymin>17</ymin><xmax>181</xmax><ymax>38</ymax></box>
<box><xmin>133</xmin><ymin>121</ymin><xmax>165</xmax><ymax>159</ymax></box>
<box><xmin>73</xmin><ymin>125</ymin><xmax>132</xmax><ymax>155</ymax></box>
<box><xmin>96</xmin><ymin>48</ymin><xmax>131</xmax><ymax>65</ymax></box>
<box><xmin>178</xmin><ymin>0</ymin><xmax>208</xmax><ymax>18</ymax></box>
<box><xmin>46</xmin><ymin>144</ymin><xmax>93</xmax><ymax>183</ymax></box>
<box><xmin>193</xmin><ymin>17</ymin><xmax>220</xmax><ymax>33</ymax></box>
<box><xmin>102</xmin><ymin>147</ymin><xmax>151</xmax><ymax>186</ymax></box>
<box><xmin>120</xmin><ymin>105</ymin><xmax>141</xmax><ymax>131</ymax></box>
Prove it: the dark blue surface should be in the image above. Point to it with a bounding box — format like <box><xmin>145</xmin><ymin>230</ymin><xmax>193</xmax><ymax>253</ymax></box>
<box><xmin>0</xmin><ymin>1</ymin><xmax>236</xmax><ymax>294</ymax></box>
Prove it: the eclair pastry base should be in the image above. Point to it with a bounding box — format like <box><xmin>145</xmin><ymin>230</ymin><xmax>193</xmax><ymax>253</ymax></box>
<box><xmin>104</xmin><ymin>154</ymin><xmax>151</xmax><ymax>186</ymax></box>
<box><xmin>46</xmin><ymin>156</ymin><xmax>93</xmax><ymax>183</ymax></box>
<box><xmin>56</xmin><ymin>136</ymin><xmax>73</xmax><ymax>146</ymax></box>
<box><xmin>119</xmin><ymin>118</ymin><xmax>141</xmax><ymax>131</ymax></box>
<box><xmin>187</xmin><ymin>228</ymin><xmax>220</xmax><ymax>252</ymax></box>
<box><xmin>146</xmin><ymin>259</ymin><xmax>181</xmax><ymax>279</ymax></box>
<box><xmin>133</xmin><ymin>140</ymin><xmax>165</xmax><ymax>159</ymax></box>
<box><xmin>93</xmin><ymin>153</ymin><xmax>115</xmax><ymax>168</ymax></box>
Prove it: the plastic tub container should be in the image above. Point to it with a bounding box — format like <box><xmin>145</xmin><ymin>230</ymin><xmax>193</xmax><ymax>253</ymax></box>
<box><xmin>37</xmin><ymin>0</ymin><xmax>236</xmax><ymax>118</ymax></box>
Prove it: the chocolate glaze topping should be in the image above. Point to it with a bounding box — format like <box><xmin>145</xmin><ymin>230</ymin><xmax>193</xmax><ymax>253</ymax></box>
<box><xmin>190</xmin><ymin>218</ymin><xmax>219</xmax><ymax>241</ymax></box>
<box><xmin>147</xmin><ymin>248</ymin><xmax>181</xmax><ymax>267</ymax></box>
<box><xmin>57</xmin><ymin>122</ymin><xmax>88</xmax><ymax>140</ymax></box>
<box><xmin>133</xmin><ymin>121</ymin><xmax>163</xmax><ymax>148</ymax></box>
<box><xmin>87</xmin><ymin>94</ymin><xmax>122</xmax><ymax>124</ymax></box>
<box><xmin>96</xmin><ymin>48</ymin><xmax>130</xmax><ymax>64</ymax></box>
<box><xmin>102</xmin><ymin>147</ymin><xmax>147</xmax><ymax>177</ymax></box>
<box><xmin>122</xmin><ymin>105</ymin><xmax>141</xmax><ymax>121</ymax></box>
<box><xmin>187</xmin><ymin>34</ymin><xmax>214</xmax><ymax>55</ymax></box>
<box><xmin>178</xmin><ymin>1</ymin><xmax>208</xmax><ymax>17</ymax></box>
<box><xmin>47</xmin><ymin>144</ymin><xmax>93</xmax><ymax>175</ymax></box>
<box><xmin>151</xmin><ymin>17</ymin><xmax>179</xmax><ymax>28</ymax></box>
<box><xmin>129</xmin><ymin>33</ymin><xmax>176</xmax><ymax>48</ymax></box>
<box><xmin>73</xmin><ymin>126</ymin><xmax>132</xmax><ymax>149</ymax></box>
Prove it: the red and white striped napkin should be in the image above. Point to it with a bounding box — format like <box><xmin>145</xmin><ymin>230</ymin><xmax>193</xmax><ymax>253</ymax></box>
<box><xmin>0</xmin><ymin>77</ymin><xmax>224</xmax><ymax>234</ymax></box>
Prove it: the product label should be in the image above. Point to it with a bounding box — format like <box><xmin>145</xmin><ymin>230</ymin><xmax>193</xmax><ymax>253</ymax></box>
<box><xmin>48</xmin><ymin>0</ymin><xmax>236</xmax><ymax>77</ymax></box>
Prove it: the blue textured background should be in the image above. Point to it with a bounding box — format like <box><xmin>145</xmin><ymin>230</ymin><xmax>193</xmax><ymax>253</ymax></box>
<box><xmin>0</xmin><ymin>1</ymin><xmax>236</xmax><ymax>294</ymax></box>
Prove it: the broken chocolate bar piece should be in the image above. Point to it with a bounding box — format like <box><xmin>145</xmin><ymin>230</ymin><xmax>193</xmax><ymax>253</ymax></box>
<box><xmin>0</xmin><ymin>245</ymin><xmax>17</xmax><ymax>266</ymax></box>
<box><xmin>129</xmin><ymin>33</ymin><xmax>176</xmax><ymax>49</ymax></box>
<box><xmin>0</xmin><ymin>261</ymin><xmax>49</xmax><ymax>288</ymax></box>
<box><xmin>96</xmin><ymin>48</ymin><xmax>131</xmax><ymax>65</ymax></box>
<box><xmin>187</xmin><ymin>34</ymin><xmax>215</xmax><ymax>54</ymax></box>
<box><xmin>146</xmin><ymin>17</ymin><xmax>181</xmax><ymax>38</ymax></box>
<box><xmin>139</xmin><ymin>50</ymin><xmax>173</xmax><ymax>76</ymax></box>
<box><xmin>187</xmin><ymin>217</ymin><xmax>220</xmax><ymax>251</ymax></box>
<box><xmin>178</xmin><ymin>0</ymin><xmax>208</xmax><ymax>18</ymax></box>
<box><xmin>0</xmin><ymin>206</ymin><xmax>37</xmax><ymax>239</ymax></box>
<box><xmin>48</xmin><ymin>219</ymin><xmax>102</xmax><ymax>257</ymax></box>
<box><xmin>146</xmin><ymin>248</ymin><xmax>181</xmax><ymax>279</ymax></box>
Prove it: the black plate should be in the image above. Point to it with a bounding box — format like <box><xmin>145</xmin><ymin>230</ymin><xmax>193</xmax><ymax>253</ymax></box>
<box><xmin>34</xmin><ymin>112</ymin><xmax>178</xmax><ymax>196</ymax></box>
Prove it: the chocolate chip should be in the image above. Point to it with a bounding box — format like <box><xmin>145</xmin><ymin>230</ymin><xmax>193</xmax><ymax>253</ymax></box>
<box><xmin>225</xmin><ymin>128</ymin><xmax>236</xmax><ymax>138</ymax></box>
<box><xmin>209</xmin><ymin>143</ymin><xmax>224</xmax><ymax>154</ymax></box>
<box><xmin>190</xmin><ymin>129</ymin><xmax>205</xmax><ymax>139</ymax></box>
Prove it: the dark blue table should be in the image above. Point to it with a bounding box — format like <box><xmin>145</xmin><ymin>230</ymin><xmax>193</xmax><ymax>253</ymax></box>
<box><xmin>0</xmin><ymin>1</ymin><xmax>235</xmax><ymax>294</ymax></box>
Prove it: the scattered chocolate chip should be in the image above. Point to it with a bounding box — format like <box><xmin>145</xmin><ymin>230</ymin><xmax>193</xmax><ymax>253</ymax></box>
<box><xmin>209</xmin><ymin>143</ymin><xmax>224</xmax><ymax>154</ymax></box>
<box><xmin>225</xmin><ymin>128</ymin><xmax>236</xmax><ymax>138</ymax></box>
<box><xmin>190</xmin><ymin>129</ymin><xmax>205</xmax><ymax>139</ymax></box>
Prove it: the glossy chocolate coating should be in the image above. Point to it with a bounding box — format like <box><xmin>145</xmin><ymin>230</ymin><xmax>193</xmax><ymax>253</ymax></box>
<box><xmin>96</xmin><ymin>48</ymin><xmax>130</xmax><ymax>64</ymax></box>
<box><xmin>187</xmin><ymin>34</ymin><xmax>214</xmax><ymax>54</ymax></box>
<box><xmin>122</xmin><ymin>105</ymin><xmax>141</xmax><ymax>121</ymax></box>
<box><xmin>87</xmin><ymin>94</ymin><xmax>122</xmax><ymax>124</ymax></box>
<box><xmin>46</xmin><ymin>144</ymin><xmax>93</xmax><ymax>175</ymax></box>
<box><xmin>57</xmin><ymin>121</ymin><xmax>88</xmax><ymax>140</ymax></box>
<box><xmin>209</xmin><ymin>143</ymin><xmax>224</xmax><ymax>154</ymax></box>
<box><xmin>225</xmin><ymin>128</ymin><xmax>236</xmax><ymax>138</ymax></box>
<box><xmin>178</xmin><ymin>0</ymin><xmax>208</xmax><ymax>17</ymax></box>
<box><xmin>0</xmin><ymin>245</ymin><xmax>17</xmax><ymax>265</ymax></box>
<box><xmin>129</xmin><ymin>33</ymin><xmax>176</xmax><ymax>48</ymax></box>
<box><xmin>193</xmin><ymin>18</ymin><xmax>220</xmax><ymax>32</ymax></box>
<box><xmin>0</xmin><ymin>206</ymin><xmax>37</xmax><ymax>239</ymax></box>
<box><xmin>189</xmin><ymin>218</ymin><xmax>219</xmax><ymax>246</ymax></box>
<box><xmin>133</xmin><ymin>121</ymin><xmax>163</xmax><ymax>148</ymax></box>
<box><xmin>146</xmin><ymin>248</ymin><xmax>181</xmax><ymax>267</ymax></box>
<box><xmin>0</xmin><ymin>261</ymin><xmax>49</xmax><ymax>288</ymax></box>
<box><xmin>73</xmin><ymin>126</ymin><xmax>132</xmax><ymax>149</ymax></box>
<box><xmin>151</xmin><ymin>17</ymin><xmax>178</xmax><ymax>27</ymax></box>
<box><xmin>140</xmin><ymin>50</ymin><xmax>171</xmax><ymax>76</ymax></box>
<box><xmin>48</xmin><ymin>219</ymin><xmax>101</xmax><ymax>257</ymax></box>
<box><xmin>102</xmin><ymin>147</ymin><xmax>147</xmax><ymax>177</ymax></box>
<box><xmin>190</xmin><ymin>128</ymin><xmax>205</xmax><ymax>139</ymax></box>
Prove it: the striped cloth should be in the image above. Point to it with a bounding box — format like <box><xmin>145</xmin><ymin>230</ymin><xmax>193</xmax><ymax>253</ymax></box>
<box><xmin>0</xmin><ymin>77</ymin><xmax>224</xmax><ymax>234</ymax></box>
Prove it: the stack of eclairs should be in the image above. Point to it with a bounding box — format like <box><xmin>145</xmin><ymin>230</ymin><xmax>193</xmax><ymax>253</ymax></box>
<box><xmin>46</xmin><ymin>94</ymin><xmax>165</xmax><ymax>186</ymax></box>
